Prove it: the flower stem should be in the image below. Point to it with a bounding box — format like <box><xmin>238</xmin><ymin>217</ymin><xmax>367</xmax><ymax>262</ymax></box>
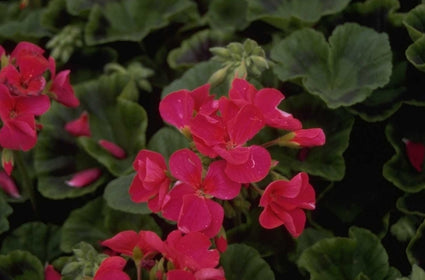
<box><xmin>14</xmin><ymin>151</ymin><xmax>37</xmax><ymax>215</ymax></box>
<box><xmin>250</xmin><ymin>183</ymin><xmax>264</xmax><ymax>195</ymax></box>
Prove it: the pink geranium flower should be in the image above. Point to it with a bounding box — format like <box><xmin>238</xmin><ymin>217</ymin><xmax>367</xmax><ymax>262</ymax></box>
<box><xmin>48</xmin><ymin>57</ymin><xmax>79</xmax><ymax>108</ymax></box>
<box><xmin>161</xmin><ymin>149</ymin><xmax>240</xmax><ymax>237</ymax></box>
<box><xmin>159</xmin><ymin>84</ymin><xmax>217</xmax><ymax>131</ymax></box>
<box><xmin>259</xmin><ymin>172</ymin><xmax>316</xmax><ymax>237</ymax></box>
<box><xmin>163</xmin><ymin>230</ymin><xmax>220</xmax><ymax>273</ymax></box>
<box><xmin>190</xmin><ymin>99</ymin><xmax>271</xmax><ymax>183</ymax></box>
<box><xmin>44</xmin><ymin>264</ymin><xmax>61</xmax><ymax>280</ymax></box>
<box><xmin>228</xmin><ymin>78</ymin><xmax>302</xmax><ymax>131</ymax></box>
<box><xmin>93</xmin><ymin>256</ymin><xmax>130</xmax><ymax>280</ymax></box>
<box><xmin>0</xmin><ymin>84</ymin><xmax>50</xmax><ymax>151</ymax></box>
<box><xmin>129</xmin><ymin>150</ymin><xmax>170</xmax><ymax>212</ymax></box>
<box><xmin>0</xmin><ymin>42</ymin><xmax>49</xmax><ymax>96</ymax></box>
<box><xmin>101</xmin><ymin>230</ymin><xmax>164</xmax><ymax>274</ymax></box>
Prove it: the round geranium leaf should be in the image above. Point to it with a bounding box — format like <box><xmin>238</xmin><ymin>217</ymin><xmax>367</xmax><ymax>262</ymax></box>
<box><xmin>298</xmin><ymin>227</ymin><xmax>398</xmax><ymax>280</ymax></box>
<box><xmin>246</xmin><ymin>0</ymin><xmax>349</xmax><ymax>30</ymax></box>
<box><xmin>207</xmin><ymin>0</ymin><xmax>249</xmax><ymax>32</ymax></box>
<box><xmin>396</xmin><ymin>191</ymin><xmax>425</xmax><ymax>217</ymax></box>
<box><xmin>269</xmin><ymin>93</ymin><xmax>354</xmax><ymax>181</ymax></box>
<box><xmin>0</xmin><ymin>250</ymin><xmax>44</xmax><ymax>280</ymax></box>
<box><xmin>0</xmin><ymin>222</ymin><xmax>61</xmax><ymax>263</ymax></box>
<box><xmin>407</xmin><ymin>219</ymin><xmax>425</xmax><ymax>266</ymax></box>
<box><xmin>406</xmin><ymin>36</ymin><xmax>425</xmax><ymax>73</ymax></box>
<box><xmin>383</xmin><ymin>105</ymin><xmax>425</xmax><ymax>193</ymax></box>
<box><xmin>60</xmin><ymin>197</ymin><xmax>161</xmax><ymax>253</ymax></box>
<box><xmin>83</xmin><ymin>0</ymin><xmax>197</xmax><ymax>45</ymax></box>
<box><xmin>271</xmin><ymin>23</ymin><xmax>392</xmax><ymax>108</ymax></box>
<box><xmin>403</xmin><ymin>4</ymin><xmax>425</xmax><ymax>42</ymax></box>
<box><xmin>220</xmin><ymin>243</ymin><xmax>275</xmax><ymax>280</ymax></box>
<box><xmin>103</xmin><ymin>173</ymin><xmax>150</xmax><ymax>215</ymax></box>
<box><xmin>147</xmin><ymin>127</ymin><xmax>190</xmax><ymax>161</ymax></box>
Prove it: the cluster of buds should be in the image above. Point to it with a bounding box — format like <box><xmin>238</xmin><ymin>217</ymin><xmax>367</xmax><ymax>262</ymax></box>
<box><xmin>208</xmin><ymin>39</ymin><xmax>269</xmax><ymax>87</ymax></box>
<box><xmin>0</xmin><ymin>41</ymin><xmax>79</xmax><ymax>197</ymax></box>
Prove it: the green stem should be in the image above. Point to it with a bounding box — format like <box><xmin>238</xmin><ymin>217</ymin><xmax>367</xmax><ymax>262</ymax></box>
<box><xmin>14</xmin><ymin>151</ymin><xmax>37</xmax><ymax>215</ymax></box>
<box><xmin>250</xmin><ymin>183</ymin><xmax>264</xmax><ymax>195</ymax></box>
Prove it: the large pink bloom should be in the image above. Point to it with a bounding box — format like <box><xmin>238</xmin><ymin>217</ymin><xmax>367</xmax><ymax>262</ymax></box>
<box><xmin>159</xmin><ymin>84</ymin><xmax>217</xmax><ymax>131</ymax></box>
<box><xmin>0</xmin><ymin>84</ymin><xmax>50</xmax><ymax>151</ymax></box>
<box><xmin>129</xmin><ymin>150</ymin><xmax>170</xmax><ymax>212</ymax></box>
<box><xmin>259</xmin><ymin>172</ymin><xmax>315</xmax><ymax>237</ymax></box>
<box><xmin>161</xmin><ymin>148</ymin><xmax>240</xmax><ymax>237</ymax></box>
<box><xmin>101</xmin><ymin>230</ymin><xmax>164</xmax><ymax>260</ymax></box>
<box><xmin>190</xmin><ymin>99</ymin><xmax>271</xmax><ymax>183</ymax></box>
<box><xmin>229</xmin><ymin>78</ymin><xmax>302</xmax><ymax>131</ymax></box>
<box><xmin>163</xmin><ymin>230</ymin><xmax>220</xmax><ymax>273</ymax></box>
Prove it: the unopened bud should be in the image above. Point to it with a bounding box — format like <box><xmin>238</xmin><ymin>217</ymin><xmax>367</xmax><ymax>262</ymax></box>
<box><xmin>98</xmin><ymin>139</ymin><xmax>126</xmax><ymax>159</ymax></box>
<box><xmin>66</xmin><ymin>168</ymin><xmax>101</xmax><ymax>188</ymax></box>
<box><xmin>208</xmin><ymin>66</ymin><xmax>229</xmax><ymax>88</ymax></box>
<box><xmin>2</xmin><ymin>149</ymin><xmax>14</xmax><ymax>176</ymax></box>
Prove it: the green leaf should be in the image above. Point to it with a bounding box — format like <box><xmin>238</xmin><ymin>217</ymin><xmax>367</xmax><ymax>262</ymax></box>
<box><xmin>247</xmin><ymin>0</ymin><xmax>350</xmax><ymax>30</ymax></box>
<box><xmin>0</xmin><ymin>5</ymin><xmax>51</xmax><ymax>41</ymax></box>
<box><xmin>403</xmin><ymin>4</ymin><xmax>425</xmax><ymax>42</ymax></box>
<box><xmin>0</xmin><ymin>222</ymin><xmax>62</xmax><ymax>263</ymax></box>
<box><xmin>60</xmin><ymin>197</ymin><xmax>161</xmax><ymax>252</ymax></box>
<box><xmin>167</xmin><ymin>29</ymin><xmax>232</xmax><ymax>69</ymax></box>
<box><xmin>161</xmin><ymin>60</ymin><xmax>232</xmax><ymax>99</ymax></box>
<box><xmin>207</xmin><ymin>0</ymin><xmax>249</xmax><ymax>32</ymax></box>
<box><xmin>406</xmin><ymin>36</ymin><xmax>425</xmax><ymax>72</ymax></box>
<box><xmin>407</xmin><ymin>219</ymin><xmax>425</xmax><ymax>266</ymax></box>
<box><xmin>0</xmin><ymin>195</ymin><xmax>12</xmax><ymax>235</ymax></box>
<box><xmin>103</xmin><ymin>173</ymin><xmax>150</xmax><ymax>214</ymax></box>
<box><xmin>346</xmin><ymin>61</ymin><xmax>406</xmax><ymax>122</ymax></box>
<box><xmin>220</xmin><ymin>243</ymin><xmax>275</xmax><ymax>280</ymax></box>
<box><xmin>147</xmin><ymin>127</ymin><xmax>190</xmax><ymax>161</ymax></box>
<box><xmin>298</xmin><ymin>227</ymin><xmax>395</xmax><ymax>280</ymax></box>
<box><xmin>75</xmin><ymin>74</ymin><xmax>148</xmax><ymax>176</ymax></box>
<box><xmin>269</xmin><ymin>93</ymin><xmax>354</xmax><ymax>181</ymax></box>
<box><xmin>397</xmin><ymin>191</ymin><xmax>425</xmax><ymax>217</ymax></box>
<box><xmin>390</xmin><ymin>216</ymin><xmax>419</xmax><ymax>242</ymax></box>
<box><xmin>271</xmin><ymin>23</ymin><xmax>392</xmax><ymax>108</ymax></box>
<box><xmin>0</xmin><ymin>250</ymin><xmax>44</xmax><ymax>280</ymax></box>
<box><xmin>84</xmin><ymin>0</ymin><xmax>196</xmax><ymax>45</ymax></box>
<box><xmin>383</xmin><ymin>105</ymin><xmax>425</xmax><ymax>193</ymax></box>
<box><xmin>292</xmin><ymin>228</ymin><xmax>334</xmax><ymax>262</ymax></box>
<box><xmin>65</xmin><ymin>0</ymin><xmax>107</xmax><ymax>16</ymax></box>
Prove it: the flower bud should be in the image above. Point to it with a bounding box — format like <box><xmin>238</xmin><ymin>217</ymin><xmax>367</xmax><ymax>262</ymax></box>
<box><xmin>66</xmin><ymin>168</ymin><xmax>101</xmax><ymax>188</ymax></box>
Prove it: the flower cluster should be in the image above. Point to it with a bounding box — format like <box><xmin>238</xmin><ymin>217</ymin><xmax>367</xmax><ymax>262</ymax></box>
<box><xmin>0</xmin><ymin>41</ymin><xmax>79</xmax><ymax>197</ymax></box>
<box><xmin>130</xmin><ymin>78</ymin><xmax>325</xmax><ymax>241</ymax></box>
<box><xmin>97</xmin><ymin>229</ymin><xmax>224</xmax><ymax>280</ymax></box>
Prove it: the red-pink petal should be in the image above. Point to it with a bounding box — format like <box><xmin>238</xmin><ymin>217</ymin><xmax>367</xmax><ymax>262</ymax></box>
<box><xmin>280</xmin><ymin>208</ymin><xmax>307</xmax><ymax>237</ymax></box>
<box><xmin>291</xmin><ymin>128</ymin><xmax>326</xmax><ymax>147</ymax></box>
<box><xmin>229</xmin><ymin>78</ymin><xmax>256</xmax><ymax>104</ymax></box>
<box><xmin>225</xmin><ymin>145</ymin><xmax>271</xmax><ymax>183</ymax></box>
<box><xmin>159</xmin><ymin>90</ymin><xmax>194</xmax><ymax>129</ymax></box>
<box><xmin>200</xmin><ymin>199</ymin><xmax>224</xmax><ymax>238</ymax></box>
<box><xmin>259</xmin><ymin>206</ymin><xmax>284</xmax><ymax>229</ymax></box>
<box><xmin>50</xmin><ymin>70</ymin><xmax>79</xmax><ymax>108</ymax></box>
<box><xmin>16</xmin><ymin>94</ymin><xmax>51</xmax><ymax>116</ymax></box>
<box><xmin>405</xmin><ymin>139</ymin><xmax>425</xmax><ymax>172</ymax></box>
<box><xmin>0</xmin><ymin>171</ymin><xmax>20</xmax><ymax>198</ymax></box>
<box><xmin>65</xmin><ymin>111</ymin><xmax>91</xmax><ymax>137</ymax></box>
<box><xmin>0</xmin><ymin>118</ymin><xmax>37</xmax><ymax>151</ymax></box>
<box><xmin>101</xmin><ymin>230</ymin><xmax>139</xmax><ymax>256</ymax></box>
<box><xmin>194</xmin><ymin>267</ymin><xmax>226</xmax><ymax>280</ymax></box>
<box><xmin>203</xmin><ymin>160</ymin><xmax>241</xmax><ymax>200</ymax></box>
<box><xmin>190</xmin><ymin>113</ymin><xmax>225</xmax><ymax>146</ymax></box>
<box><xmin>44</xmin><ymin>264</ymin><xmax>61</xmax><ymax>280</ymax></box>
<box><xmin>213</xmin><ymin>144</ymin><xmax>251</xmax><ymax>165</ymax></box>
<box><xmin>227</xmin><ymin>104</ymin><xmax>264</xmax><ymax>145</ymax></box>
<box><xmin>162</xmin><ymin>182</ymin><xmax>193</xmax><ymax>221</ymax></box>
<box><xmin>128</xmin><ymin>174</ymin><xmax>157</xmax><ymax>203</ymax></box>
<box><xmin>99</xmin><ymin>139</ymin><xmax>126</xmax><ymax>159</ymax></box>
<box><xmin>65</xmin><ymin>168</ymin><xmax>101</xmax><ymax>188</ymax></box>
<box><xmin>169</xmin><ymin>149</ymin><xmax>202</xmax><ymax>186</ymax></box>
<box><xmin>137</xmin><ymin>230</ymin><xmax>165</xmax><ymax>256</ymax></box>
<box><xmin>178</xmin><ymin>194</ymin><xmax>211</xmax><ymax>233</ymax></box>
<box><xmin>167</xmin><ymin>270</ymin><xmax>196</xmax><ymax>280</ymax></box>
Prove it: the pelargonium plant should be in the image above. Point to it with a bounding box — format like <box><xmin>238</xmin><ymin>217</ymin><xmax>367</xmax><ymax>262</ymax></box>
<box><xmin>1</xmin><ymin>1</ymin><xmax>425</xmax><ymax>280</ymax></box>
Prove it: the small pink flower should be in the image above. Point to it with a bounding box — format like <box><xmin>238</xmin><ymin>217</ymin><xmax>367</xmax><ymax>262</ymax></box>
<box><xmin>44</xmin><ymin>264</ymin><xmax>61</xmax><ymax>280</ymax></box>
<box><xmin>64</xmin><ymin>111</ymin><xmax>91</xmax><ymax>137</ymax></box>
<box><xmin>101</xmin><ymin>230</ymin><xmax>164</xmax><ymax>259</ymax></box>
<box><xmin>0</xmin><ymin>171</ymin><xmax>20</xmax><ymax>198</ymax></box>
<box><xmin>98</xmin><ymin>139</ymin><xmax>126</xmax><ymax>159</ymax></box>
<box><xmin>93</xmin><ymin>256</ymin><xmax>130</xmax><ymax>280</ymax></box>
<box><xmin>129</xmin><ymin>150</ymin><xmax>170</xmax><ymax>212</ymax></box>
<box><xmin>259</xmin><ymin>172</ymin><xmax>316</xmax><ymax>237</ymax></box>
<box><xmin>403</xmin><ymin>139</ymin><xmax>425</xmax><ymax>172</ymax></box>
<box><xmin>65</xmin><ymin>168</ymin><xmax>101</xmax><ymax>188</ymax></box>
